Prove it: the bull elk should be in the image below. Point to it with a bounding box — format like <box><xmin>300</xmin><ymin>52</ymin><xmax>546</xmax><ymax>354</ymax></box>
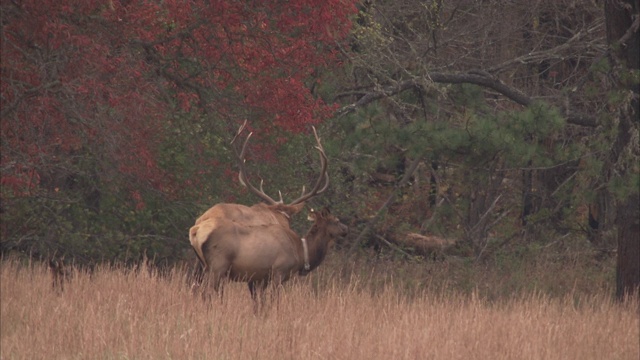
<box><xmin>189</xmin><ymin>122</ymin><xmax>344</xmax><ymax>306</ymax></box>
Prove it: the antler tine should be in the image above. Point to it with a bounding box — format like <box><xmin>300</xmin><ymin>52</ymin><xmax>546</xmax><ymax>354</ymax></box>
<box><xmin>289</xmin><ymin>126</ymin><xmax>330</xmax><ymax>206</ymax></box>
<box><xmin>231</xmin><ymin>119</ymin><xmax>248</xmax><ymax>145</ymax></box>
<box><xmin>313</xmin><ymin>126</ymin><xmax>324</xmax><ymax>149</ymax></box>
<box><xmin>230</xmin><ymin>121</ymin><xmax>281</xmax><ymax>205</ymax></box>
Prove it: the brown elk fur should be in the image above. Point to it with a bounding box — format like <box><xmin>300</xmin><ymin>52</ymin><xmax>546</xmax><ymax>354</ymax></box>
<box><xmin>191</xmin><ymin>208</ymin><xmax>347</xmax><ymax>306</ymax></box>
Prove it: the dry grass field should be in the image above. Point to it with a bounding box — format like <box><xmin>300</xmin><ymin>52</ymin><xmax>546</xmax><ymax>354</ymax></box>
<box><xmin>1</xmin><ymin>259</ymin><xmax>638</xmax><ymax>360</ymax></box>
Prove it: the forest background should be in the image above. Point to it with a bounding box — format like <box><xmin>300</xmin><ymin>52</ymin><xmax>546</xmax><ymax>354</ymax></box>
<box><xmin>1</xmin><ymin>0</ymin><xmax>638</xmax><ymax>300</ymax></box>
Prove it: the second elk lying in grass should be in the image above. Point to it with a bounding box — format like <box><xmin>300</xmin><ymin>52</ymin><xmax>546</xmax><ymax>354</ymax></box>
<box><xmin>402</xmin><ymin>233</ymin><xmax>457</xmax><ymax>258</ymax></box>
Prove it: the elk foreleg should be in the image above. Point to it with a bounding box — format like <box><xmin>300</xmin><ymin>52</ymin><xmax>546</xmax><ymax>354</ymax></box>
<box><xmin>248</xmin><ymin>280</ymin><xmax>268</xmax><ymax>313</ymax></box>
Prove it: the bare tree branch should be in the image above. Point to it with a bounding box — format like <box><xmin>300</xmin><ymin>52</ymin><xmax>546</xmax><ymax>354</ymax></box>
<box><xmin>337</xmin><ymin>72</ymin><xmax>599</xmax><ymax>127</ymax></box>
<box><xmin>348</xmin><ymin>155</ymin><xmax>423</xmax><ymax>254</ymax></box>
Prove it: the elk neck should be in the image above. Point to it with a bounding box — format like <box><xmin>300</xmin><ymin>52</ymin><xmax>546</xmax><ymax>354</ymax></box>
<box><xmin>300</xmin><ymin>222</ymin><xmax>331</xmax><ymax>272</ymax></box>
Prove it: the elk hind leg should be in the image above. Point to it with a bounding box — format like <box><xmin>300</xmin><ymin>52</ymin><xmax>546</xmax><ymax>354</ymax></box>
<box><xmin>201</xmin><ymin>257</ymin><xmax>230</xmax><ymax>303</ymax></box>
<box><xmin>208</xmin><ymin>265</ymin><xmax>231</xmax><ymax>303</ymax></box>
<box><xmin>192</xmin><ymin>268</ymin><xmax>226</xmax><ymax>303</ymax></box>
<box><xmin>190</xmin><ymin>260</ymin><xmax>206</xmax><ymax>294</ymax></box>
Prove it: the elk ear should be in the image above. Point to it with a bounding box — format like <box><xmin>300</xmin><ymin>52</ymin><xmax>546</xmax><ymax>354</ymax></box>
<box><xmin>289</xmin><ymin>202</ymin><xmax>305</xmax><ymax>214</ymax></box>
<box><xmin>307</xmin><ymin>208</ymin><xmax>317</xmax><ymax>221</ymax></box>
<box><xmin>320</xmin><ymin>207</ymin><xmax>331</xmax><ymax>217</ymax></box>
<box><xmin>273</xmin><ymin>202</ymin><xmax>305</xmax><ymax>217</ymax></box>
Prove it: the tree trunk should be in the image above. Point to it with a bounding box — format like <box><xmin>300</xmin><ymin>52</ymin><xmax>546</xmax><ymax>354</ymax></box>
<box><xmin>604</xmin><ymin>0</ymin><xmax>640</xmax><ymax>301</ymax></box>
<box><xmin>616</xmin><ymin>195</ymin><xmax>640</xmax><ymax>300</ymax></box>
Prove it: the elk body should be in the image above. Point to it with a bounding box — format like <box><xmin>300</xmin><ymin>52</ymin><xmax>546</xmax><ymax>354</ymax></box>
<box><xmin>403</xmin><ymin>233</ymin><xmax>457</xmax><ymax>256</ymax></box>
<box><xmin>189</xmin><ymin>121</ymin><xmax>341</xmax><ymax>305</ymax></box>
<box><xmin>192</xmin><ymin>208</ymin><xmax>347</xmax><ymax>303</ymax></box>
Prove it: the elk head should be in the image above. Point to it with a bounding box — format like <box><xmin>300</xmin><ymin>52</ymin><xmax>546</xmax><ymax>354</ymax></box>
<box><xmin>299</xmin><ymin>207</ymin><xmax>349</xmax><ymax>275</ymax></box>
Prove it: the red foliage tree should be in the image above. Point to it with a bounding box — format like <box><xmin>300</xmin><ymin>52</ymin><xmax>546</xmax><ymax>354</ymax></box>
<box><xmin>1</xmin><ymin>0</ymin><xmax>356</xmax><ymax>198</ymax></box>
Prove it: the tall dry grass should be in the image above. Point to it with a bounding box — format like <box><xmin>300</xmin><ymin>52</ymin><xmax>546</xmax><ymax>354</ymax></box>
<box><xmin>1</xmin><ymin>259</ymin><xmax>638</xmax><ymax>360</ymax></box>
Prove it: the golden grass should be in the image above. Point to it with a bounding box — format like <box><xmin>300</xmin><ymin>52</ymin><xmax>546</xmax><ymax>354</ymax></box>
<box><xmin>1</xmin><ymin>260</ymin><xmax>638</xmax><ymax>360</ymax></box>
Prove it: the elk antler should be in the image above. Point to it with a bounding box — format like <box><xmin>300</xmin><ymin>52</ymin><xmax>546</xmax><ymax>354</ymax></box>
<box><xmin>288</xmin><ymin>126</ymin><xmax>329</xmax><ymax>205</ymax></box>
<box><xmin>230</xmin><ymin>121</ymin><xmax>329</xmax><ymax>206</ymax></box>
<box><xmin>231</xmin><ymin>120</ymin><xmax>282</xmax><ymax>205</ymax></box>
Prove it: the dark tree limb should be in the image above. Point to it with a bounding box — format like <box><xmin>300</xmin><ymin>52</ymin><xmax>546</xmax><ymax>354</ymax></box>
<box><xmin>337</xmin><ymin>73</ymin><xmax>599</xmax><ymax>127</ymax></box>
<box><xmin>348</xmin><ymin>155</ymin><xmax>423</xmax><ymax>254</ymax></box>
